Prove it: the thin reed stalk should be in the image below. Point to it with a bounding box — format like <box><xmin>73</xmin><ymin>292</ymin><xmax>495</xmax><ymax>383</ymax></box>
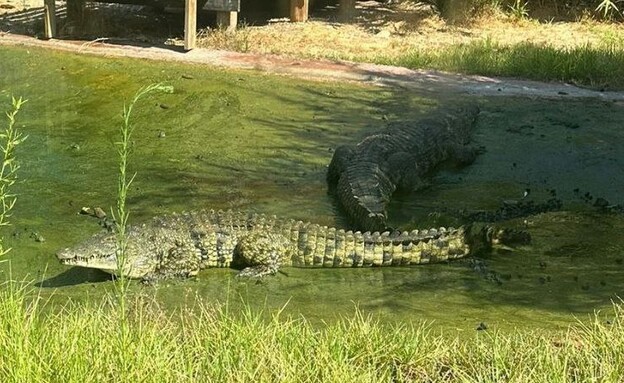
<box><xmin>112</xmin><ymin>83</ymin><xmax>173</xmax><ymax>377</ymax></box>
<box><xmin>0</xmin><ymin>97</ymin><xmax>27</xmax><ymax>257</ymax></box>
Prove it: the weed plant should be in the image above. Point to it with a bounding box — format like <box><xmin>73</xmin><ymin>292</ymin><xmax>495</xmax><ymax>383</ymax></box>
<box><xmin>595</xmin><ymin>0</ymin><xmax>622</xmax><ymax>19</ymax></box>
<box><xmin>112</xmin><ymin>83</ymin><xmax>173</xmax><ymax>376</ymax></box>
<box><xmin>0</xmin><ymin>97</ymin><xmax>27</xmax><ymax>257</ymax></box>
<box><xmin>508</xmin><ymin>0</ymin><xmax>530</xmax><ymax>20</ymax></box>
<box><xmin>113</xmin><ymin>83</ymin><xmax>173</xmax><ymax>298</ymax></box>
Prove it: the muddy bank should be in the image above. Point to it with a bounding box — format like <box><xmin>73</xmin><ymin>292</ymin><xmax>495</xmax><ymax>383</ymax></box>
<box><xmin>2</xmin><ymin>32</ymin><xmax>624</xmax><ymax>102</ymax></box>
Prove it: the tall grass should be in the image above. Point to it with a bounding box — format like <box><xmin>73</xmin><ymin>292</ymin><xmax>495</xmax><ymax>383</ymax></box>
<box><xmin>0</xmin><ymin>283</ymin><xmax>623</xmax><ymax>382</ymax></box>
<box><xmin>387</xmin><ymin>39</ymin><xmax>624</xmax><ymax>88</ymax></box>
<box><xmin>424</xmin><ymin>0</ymin><xmax>624</xmax><ymax>21</ymax></box>
<box><xmin>197</xmin><ymin>23</ymin><xmax>252</xmax><ymax>53</ymax></box>
<box><xmin>596</xmin><ymin>0</ymin><xmax>622</xmax><ymax>19</ymax></box>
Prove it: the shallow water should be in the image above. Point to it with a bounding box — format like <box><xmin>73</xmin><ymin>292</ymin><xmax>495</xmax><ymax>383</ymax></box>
<box><xmin>1</xmin><ymin>45</ymin><xmax>623</xmax><ymax>332</ymax></box>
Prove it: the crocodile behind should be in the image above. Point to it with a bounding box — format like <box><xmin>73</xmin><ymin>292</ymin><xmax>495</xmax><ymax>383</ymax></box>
<box><xmin>327</xmin><ymin>105</ymin><xmax>481</xmax><ymax>231</ymax></box>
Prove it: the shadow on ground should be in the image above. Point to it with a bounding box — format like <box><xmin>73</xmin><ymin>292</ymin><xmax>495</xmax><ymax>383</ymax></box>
<box><xmin>37</xmin><ymin>266</ymin><xmax>113</xmax><ymax>287</ymax></box>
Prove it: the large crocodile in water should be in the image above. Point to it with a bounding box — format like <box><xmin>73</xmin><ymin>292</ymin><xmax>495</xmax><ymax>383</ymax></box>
<box><xmin>327</xmin><ymin>105</ymin><xmax>481</xmax><ymax>232</ymax></box>
<box><xmin>56</xmin><ymin>209</ymin><xmax>529</xmax><ymax>280</ymax></box>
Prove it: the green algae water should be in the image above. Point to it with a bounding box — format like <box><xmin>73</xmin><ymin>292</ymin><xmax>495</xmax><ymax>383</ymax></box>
<box><xmin>1</xmin><ymin>45</ymin><xmax>623</xmax><ymax>332</ymax></box>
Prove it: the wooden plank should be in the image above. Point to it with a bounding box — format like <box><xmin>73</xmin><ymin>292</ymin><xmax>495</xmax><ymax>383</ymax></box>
<box><xmin>43</xmin><ymin>0</ymin><xmax>56</xmax><ymax>39</ymax></box>
<box><xmin>216</xmin><ymin>11</ymin><xmax>238</xmax><ymax>32</ymax></box>
<box><xmin>290</xmin><ymin>0</ymin><xmax>308</xmax><ymax>22</ymax></box>
<box><xmin>184</xmin><ymin>0</ymin><xmax>197</xmax><ymax>50</ymax></box>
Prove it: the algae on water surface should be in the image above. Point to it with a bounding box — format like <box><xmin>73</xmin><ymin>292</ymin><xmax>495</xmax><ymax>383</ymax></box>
<box><xmin>0</xmin><ymin>45</ymin><xmax>623</xmax><ymax>332</ymax></box>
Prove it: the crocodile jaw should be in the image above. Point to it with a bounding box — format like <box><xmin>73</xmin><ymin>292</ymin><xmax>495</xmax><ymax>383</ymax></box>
<box><xmin>56</xmin><ymin>232</ymin><xmax>153</xmax><ymax>279</ymax></box>
<box><xmin>57</xmin><ymin>250</ymin><xmax>120</xmax><ymax>276</ymax></box>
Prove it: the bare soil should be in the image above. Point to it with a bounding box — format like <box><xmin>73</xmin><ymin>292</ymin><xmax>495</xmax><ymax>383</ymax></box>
<box><xmin>2</xmin><ymin>0</ymin><xmax>624</xmax><ymax>55</ymax></box>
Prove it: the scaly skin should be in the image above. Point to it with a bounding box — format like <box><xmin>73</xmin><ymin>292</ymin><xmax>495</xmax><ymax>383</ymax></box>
<box><xmin>56</xmin><ymin>209</ymin><xmax>529</xmax><ymax>280</ymax></box>
<box><xmin>327</xmin><ymin>105</ymin><xmax>481</xmax><ymax>232</ymax></box>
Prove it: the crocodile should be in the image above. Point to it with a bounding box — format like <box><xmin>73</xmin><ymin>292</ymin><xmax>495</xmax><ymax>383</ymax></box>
<box><xmin>56</xmin><ymin>209</ymin><xmax>529</xmax><ymax>280</ymax></box>
<box><xmin>327</xmin><ymin>105</ymin><xmax>481</xmax><ymax>232</ymax></box>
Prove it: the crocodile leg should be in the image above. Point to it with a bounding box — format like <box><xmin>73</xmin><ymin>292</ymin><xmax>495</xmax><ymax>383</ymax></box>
<box><xmin>150</xmin><ymin>241</ymin><xmax>202</xmax><ymax>280</ymax></box>
<box><xmin>234</xmin><ymin>231</ymin><xmax>295</xmax><ymax>278</ymax></box>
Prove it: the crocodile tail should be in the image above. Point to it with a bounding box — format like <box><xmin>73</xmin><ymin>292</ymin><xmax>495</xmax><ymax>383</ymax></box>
<box><xmin>287</xmin><ymin>225</ymin><xmax>471</xmax><ymax>268</ymax></box>
<box><xmin>327</xmin><ymin>145</ymin><xmax>354</xmax><ymax>186</ymax></box>
<box><xmin>335</xmin><ymin>169</ymin><xmax>391</xmax><ymax>232</ymax></box>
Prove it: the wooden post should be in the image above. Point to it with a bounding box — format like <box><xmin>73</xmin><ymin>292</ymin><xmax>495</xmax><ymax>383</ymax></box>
<box><xmin>43</xmin><ymin>0</ymin><xmax>56</xmax><ymax>39</ymax></box>
<box><xmin>184</xmin><ymin>0</ymin><xmax>197</xmax><ymax>50</ymax></box>
<box><xmin>339</xmin><ymin>0</ymin><xmax>355</xmax><ymax>22</ymax></box>
<box><xmin>216</xmin><ymin>11</ymin><xmax>238</xmax><ymax>32</ymax></box>
<box><xmin>290</xmin><ymin>0</ymin><xmax>308</xmax><ymax>22</ymax></box>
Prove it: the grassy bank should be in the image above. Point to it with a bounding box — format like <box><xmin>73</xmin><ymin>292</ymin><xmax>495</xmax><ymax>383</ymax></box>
<box><xmin>384</xmin><ymin>39</ymin><xmax>624</xmax><ymax>89</ymax></box>
<box><xmin>1</xmin><ymin>282</ymin><xmax>623</xmax><ymax>382</ymax></box>
<box><xmin>201</xmin><ymin>24</ymin><xmax>624</xmax><ymax>89</ymax></box>
<box><xmin>197</xmin><ymin>2</ymin><xmax>624</xmax><ymax>89</ymax></box>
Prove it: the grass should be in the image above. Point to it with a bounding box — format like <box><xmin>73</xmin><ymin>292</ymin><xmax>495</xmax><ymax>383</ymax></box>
<box><xmin>385</xmin><ymin>38</ymin><xmax>624</xmax><ymax>89</ymax></box>
<box><xmin>198</xmin><ymin>19</ymin><xmax>624</xmax><ymax>89</ymax></box>
<box><xmin>0</xmin><ymin>281</ymin><xmax>623</xmax><ymax>382</ymax></box>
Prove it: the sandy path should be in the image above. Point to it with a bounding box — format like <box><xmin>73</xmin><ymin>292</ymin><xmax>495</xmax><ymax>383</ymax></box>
<box><xmin>2</xmin><ymin>32</ymin><xmax>624</xmax><ymax>102</ymax></box>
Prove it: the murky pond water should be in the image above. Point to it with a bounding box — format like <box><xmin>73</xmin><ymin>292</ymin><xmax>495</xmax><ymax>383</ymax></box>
<box><xmin>1</xmin><ymin>45</ymin><xmax>623</xmax><ymax>332</ymax></box>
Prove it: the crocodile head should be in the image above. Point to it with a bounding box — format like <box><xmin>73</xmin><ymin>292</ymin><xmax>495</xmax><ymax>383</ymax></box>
<box><xmin>56</xmin><ymin>231</ymin><xmax>157</xmax><ymax>279</ymax></box>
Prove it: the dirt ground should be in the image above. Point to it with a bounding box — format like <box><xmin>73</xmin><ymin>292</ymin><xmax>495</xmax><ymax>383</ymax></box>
<box><xmin>2</xmin><ymin>0</ymin><xmax>624</xmax><ymax>55</ymax></box>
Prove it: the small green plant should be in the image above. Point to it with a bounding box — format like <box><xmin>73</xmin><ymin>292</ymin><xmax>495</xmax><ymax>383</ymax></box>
<box><xmin>0</xmin><ymin>96</ymin><xmax>27</xmax><ymax>257</ymax></box>
<box><xmin>508</xmin><ymin>0</ymin><xmax>530</xmax><ymax>20</ymax></box>
<box><xmin>595</xmin><ymin>0</ymin><xmax>622</xmax><ymax>19</ymax></box>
